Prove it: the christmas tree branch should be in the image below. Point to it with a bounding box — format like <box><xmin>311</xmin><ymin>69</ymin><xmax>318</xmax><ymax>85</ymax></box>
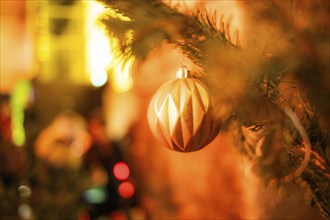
<box><xmin>302</xmin><ymin>152</ymin><xmax>330</xmax><ymax>219</ymax></box>
<box><xmin>98</xmin><ymin>0</ymin><xmax>329</xmax><ymax>218</ymax></box>
<box><xmin>99</xmin><ymin>0</ymin><xmax>239</xmax><ymax>70</ymax></box>
<box><xmin>281</xmin><ymin>105</ymin><xmax>311</xmax><ymax>183</ymax></box>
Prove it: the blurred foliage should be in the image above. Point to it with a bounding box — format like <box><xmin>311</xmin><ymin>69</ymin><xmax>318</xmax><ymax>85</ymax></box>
<box><xmin>98</xmin><ymin>0</ymin><xmax>329</xmax><ymax>219</ymax></box>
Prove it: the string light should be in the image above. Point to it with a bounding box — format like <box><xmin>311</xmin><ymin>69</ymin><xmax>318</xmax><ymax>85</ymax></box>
<box><xmin>10</xmin><ymin>80</ymin><xmax>32</xmax><ymax>147</ymax></box>
<box><xmin>118</xmin><ymin>181</ymin><xmax>134</xmax><ymax>199</ymax></box>
<box><xmin>18</xmin><ymin>203</ymin><xmax>32</xmax><ymax>220</ymax></box>
<box><xmin>113</xmin><ymin>162</ymin><xmax>130</xmax><ymax>181</ymax></box>
<box><xmin>83</xmin><ymin>187</ymin><xmax>107</xmax><ymax>204</ymax></box>
<box><xmin>18</xmin><ymin>185</ymin><xmax>32</xmax><ymax>198</ymax></box>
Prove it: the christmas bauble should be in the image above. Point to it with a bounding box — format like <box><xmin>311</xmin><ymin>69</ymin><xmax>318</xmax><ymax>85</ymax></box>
<box><xmin>147</xmin><ymin>67</ymin><xmax>219</xmax><ymax>152</ymax></box>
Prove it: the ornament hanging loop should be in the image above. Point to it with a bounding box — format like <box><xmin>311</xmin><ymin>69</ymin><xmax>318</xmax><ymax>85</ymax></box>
<box><xmin>176</xmin><ymin>65</ymin><xmax>190</xmax><ymax>79</ymax></box>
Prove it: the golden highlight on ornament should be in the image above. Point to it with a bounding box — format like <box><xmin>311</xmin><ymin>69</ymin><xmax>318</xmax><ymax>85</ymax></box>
<box><xmin>147</xmin><ymin>66</ymin><xmax>220</xmax><ymax>152</ymax></box>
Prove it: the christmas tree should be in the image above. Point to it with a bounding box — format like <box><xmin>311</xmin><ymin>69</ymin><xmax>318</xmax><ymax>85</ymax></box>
<box><xmin>98</xmin><ymin>0</ymin><xmax>329</xmax><ymax>219</ymax></box>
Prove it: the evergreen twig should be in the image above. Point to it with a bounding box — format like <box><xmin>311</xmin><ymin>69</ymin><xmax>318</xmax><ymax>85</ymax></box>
<box><xmin>99</xmin><ymin>0</ymin><xmax>239</xmax><ymax>71</ymax></box>
<box><xmin>98</xmin><ymin>0</ymin><xmax>330</xmax><ymax>218</ymax></box>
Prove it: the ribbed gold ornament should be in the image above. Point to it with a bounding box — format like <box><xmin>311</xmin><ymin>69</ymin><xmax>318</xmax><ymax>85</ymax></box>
<box><xmin>147</xmin><ymin>67</ymin><xmax>219</xmax><ymax>152</ymax></box>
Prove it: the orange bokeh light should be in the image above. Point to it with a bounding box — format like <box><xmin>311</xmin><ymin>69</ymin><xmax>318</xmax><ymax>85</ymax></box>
<box><xmin>118</xmin><ymin>181</ymin><xmax>134</xmax><ymax>199</ymax></box>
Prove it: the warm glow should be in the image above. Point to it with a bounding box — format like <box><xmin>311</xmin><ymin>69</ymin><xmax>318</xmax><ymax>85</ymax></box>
<box><xmin>85</xmin><ymin>1</ymin><xmax>111</xmax><ymax>87</ymax></box>
<box><xmin>36</xmin><ymin>1</ymin><xmax>50</xmax><ymax>63</ymax></box>
<box><xmin>113</xmin><ymin>162</ymin><xmax>130</xmax><ymax>181</ymax></box>
<box><xmin>88</xmin><ymin>28</ymin><xmax>112</xmax><ymax>68</ymax></box>
<box><xmin>36</xmin><ymin>35</ymin><xmax>50</xmax><ymax>62</ymax></box>
<box><xmin>118</xmin><ymin>181</ymin><xmax>134</xmax><ymax>199</ymax></box>
<box><xmin>85</xmin><ymin>1</ymin><xmax>134</xmax><ymax>90</ymax></box>
<box><xmin>18</xmin><ymin>185</ymin><xmax>32</xmax><ymax>198</ymax></box>
<box><xmin>112</xmin><ymin>58</ymin><xmax>134</xmax><ymax>93</ymax></box>
<box><xmin>18</xmin><ymin>203</ymin><xmax>32</xmax><ymax>219</ymax></box>
<box><xmin>111</xmin><ymin>29</ymin><xmax>135</xmax><ymax>93</ymax></box>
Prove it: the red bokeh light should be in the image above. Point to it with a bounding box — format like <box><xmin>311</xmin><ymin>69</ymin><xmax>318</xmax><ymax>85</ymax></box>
<box><xmin>110</xmin><ymin>210</ymin><xmax>128</xmax><ymax>220</ymax></box>
<box><xmin>113</xmin><ymin>162</ymin><xmax>130</xmax><ymax>180</ymax></box>
<box><xmin>118</xmin><ymin>182</ymin><xmax>134</xmax><ymax>199</ymax></box>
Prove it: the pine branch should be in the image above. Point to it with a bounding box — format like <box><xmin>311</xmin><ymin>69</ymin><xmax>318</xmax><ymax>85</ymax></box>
<box><xmin>193</xmin><ymin>10</ymin><xmax>240</xmax><ymax>49</ymax></box>
<box><xmin>302</xmin><ymin>149</ymin><xmax>330</xmax><ymax>220</ymax></box>
<box><xmin>99</xmin><ymin>0</ymin><xmax>239</xmax><ymax>71</ymax></box>
<box><xmin>98</xmin><ymin>0</ymin><xmax>330</xmax><ymax>218</ymax></box>
<box><xmin>239</xmin><ymin>80</ymin><xmax>330</xmax><ymax>219</ymax></box>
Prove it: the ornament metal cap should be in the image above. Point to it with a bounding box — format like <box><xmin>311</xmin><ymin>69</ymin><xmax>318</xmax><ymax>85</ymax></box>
<box><xmin>176</xmin><ymin>66</ymin><xmax>189</xmax><ymax>79</ymax></box>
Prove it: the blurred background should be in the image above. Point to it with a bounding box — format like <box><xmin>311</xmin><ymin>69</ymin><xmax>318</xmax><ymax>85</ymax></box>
<box><xmin>0</xmin><ymin>0</ymin><xmax>324</xmax><ymax>219</ymax></box>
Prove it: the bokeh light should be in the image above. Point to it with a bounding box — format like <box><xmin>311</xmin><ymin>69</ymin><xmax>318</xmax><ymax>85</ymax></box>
<box><xmin>85</xmin><ymin>1</ymin><xmax>111</xmax><ymax>88</ymax></box>
<box><xmin>83</xmin><ymin>187</ymin><xmax>107</xmax><ymax>204</ymax></box>
<box><xmin>113</xmin><ymin>162</ymin><xmax>130</xmax><ymax>181</ymax></box>
<box><xmin>10</xmin><ymin>80</ymin><xmax>32</xmax><ymax>147</ymax></box>
<box><xmin>18</xmin><ymin>185</ymin><xmax>32</xmax><ymax>198</ymax></box>
<box><xmin>90</xmin><ymin>67</ymin><xmax>108</xmax><ymax>87</ymax></box>
<box><xmin>85</xmin><ymin>1</ymin><xmax>134</xmax><ymax>91</ymax></box>
<box><xmin>112</xmin><ymin>58</ymin><xmax>134</xmax><ymax>93</ymax></box>
<box><xmin>18</xmin><ymin>203</ymin><xmax>32</xmax><ymax>220</ymax></box>
<box><xmin>118</xmin><ymin>182</ymin><xmax>134</xmax><ymax>199</ymax></box>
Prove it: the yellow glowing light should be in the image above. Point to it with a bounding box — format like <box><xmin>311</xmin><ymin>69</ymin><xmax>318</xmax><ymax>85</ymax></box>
<box><xmin>111</xmin><ymin>29</ymin><xmax>134</xmax><ymax>93</ymax></box>
<box><xmin>112</xmin><ymin>58</ymin><xmax>134</xmax><ymax>93</ymax></box>
<box><xmin>37</xmin><ymin>35</ymin><xmax>50</xmax><ymax>62</ymax></box>
<box><xmin>88</xmin><ymin>28</ymin><xmax>113</xmax><ymax>68</ymax></box>
<box><xmin>36</xmin><ymin>7</ymin><xmax>50</xmax><ymax>62</ymax></box>
<box><xmin>85</xmin><ymin>1</ymin><xmax>134</xmax><ymax>91</ymax></box>
<box><xmin>106</xmin><ymin>9</ymin><xmax>131</xmax><ymax>22</ymax></box>
<box><xmin>87</xmin><ymin>27</ymin><xmax>112</xmax><ymax>89</ymax></box>
<box><xmin>85</xmin><ymin>1</ymin><xmax>111</xmax><ymax>87</ymax></box>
